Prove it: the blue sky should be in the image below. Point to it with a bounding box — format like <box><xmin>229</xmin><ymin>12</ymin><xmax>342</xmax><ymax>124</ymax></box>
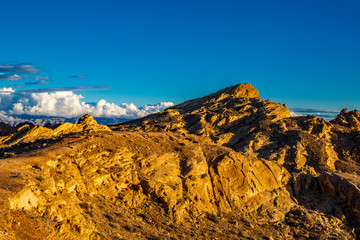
<box><xmin>1</xmin><ymin>0</ymin><xmax>359</xmax><ymax>114</ymax></box>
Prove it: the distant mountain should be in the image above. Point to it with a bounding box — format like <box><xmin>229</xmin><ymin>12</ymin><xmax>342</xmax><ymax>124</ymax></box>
<box><xmin>290</xmin><ymin>108</ymin><xmax>340</xmax><ymax>120</ymax></box>
<box><xmin>0</xmin><ymin>122</ymin><xmax>17</xmax><ymax>136</ymax></box>
<box><xmin>1</xmin><ymin>114</ymin><xmax>132</xmax><ymax>127</ymax></box>
<box><xmin>0</xmin><ymin>115</ymin><xmax>131</xmax><ymax>137</ymax></box>
<box><xmin>0</xmin><ymin>121</ymin><xmax>35</xmax><ymax>136</ymax></box>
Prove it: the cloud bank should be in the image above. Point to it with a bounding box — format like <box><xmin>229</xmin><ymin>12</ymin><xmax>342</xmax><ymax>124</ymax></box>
<box><xmin>0</xmin><ymin>87</ymin><xmax>173</xmax><ymax>121</ymax></box>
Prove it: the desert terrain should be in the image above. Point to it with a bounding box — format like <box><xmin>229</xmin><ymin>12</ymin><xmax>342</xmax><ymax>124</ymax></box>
<box><xmin>0</xmin><ymin>83</ymin><xmax>359</xmax><ymax>239</ymax></box>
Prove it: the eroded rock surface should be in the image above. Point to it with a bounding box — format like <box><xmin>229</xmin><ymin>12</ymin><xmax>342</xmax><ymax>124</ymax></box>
<box><xmin>0</xmin><ymin>131</ymin><xmax>300</xmax><ymax>239</ymax></box>
<box><xmin>0</xmin><ymin>83</ymin><xmax>359</xmax><ymax>239</ymax></box>
<box><xmin>113</xmin><ymin>84</ymin><xmax>360</xmax><ymax>176</ymax></box>
<box><xmin>331</xmin><ymin>108</ymin><xmax>360</xmax><ymax>130</ymax></box>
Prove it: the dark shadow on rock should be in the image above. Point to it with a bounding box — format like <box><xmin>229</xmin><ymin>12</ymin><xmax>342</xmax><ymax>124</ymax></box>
<box><xmin>0</xmin><ymin>132</ymin><xmax>81</xmax><ymax>159</ymax></box>
<box><xmin>288</xmin><ymin>172</ymin><xmax>360</xmax><ymax>238</ymax></box>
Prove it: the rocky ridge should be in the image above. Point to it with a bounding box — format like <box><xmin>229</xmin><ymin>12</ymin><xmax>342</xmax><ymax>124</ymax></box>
<box><xmin>0</xmin><ymin>83</ymin><xmax>359</xmax><ymax>239</ymax></box>
<box><xmin>114</xmin><ymin>83</ymin><xmax>360</xmax><ymax>176</ymax></box>
<box><xmin>0</xmin><ymin>114</ymin><xmax>110</xmax><ymax>147</ymax></box>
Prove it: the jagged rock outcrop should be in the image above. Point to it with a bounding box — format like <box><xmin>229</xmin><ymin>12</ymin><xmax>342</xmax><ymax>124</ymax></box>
<box><xmin>112</xmin><ymin>83</ymin><xmax>291</xmax><ymax>155</ymax></box>
<box><xmin>319</xmin><ymin>172</ymin><xmax>360</xmax><ymax>225</ymax></box>
<box><xmin>331</xmin><ymin>108</ymin><xmax>360</xmax><ymax>130</ymax></box>
<box><xmin>0</xmin><ymin>114</ymin><xmax>110</xmax><ymax>148</ymax></box>
<box><xmin>289</xmin><ymin>171</ymin><xmax>360</xmax><ymax>232</ymax></box>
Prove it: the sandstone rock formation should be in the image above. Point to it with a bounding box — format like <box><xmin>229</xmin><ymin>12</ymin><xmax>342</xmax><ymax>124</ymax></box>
<box><xmin>0</xmin><ymin>130</ymin><xmax>353</xmax><ymax>239</ymax></box>
<box><xmin>0</xmin><ymin>131</ymin><xmax>297</xmax><ymax>239</ymax></box>
<box><xmin>0</xmin><ymin>114</ymin><xmax>110</xmax><ymax>147</ymax></box>
<box><xmin>113</xmin><ymin>84</ymin><xmax>359</xmax><ymax>176</ymax></box>
<box><xmin>331</xmin><ymin>108</ymin><xmax>360</xmax><ymax>130</ymax></box>
<box><xmin>0</xmin><ymin>83</ymin><xmax>359</xmax><ymax>239</ymax></box>
<box><xmin>112</xmin><ymin>83</ymin><xmax>291</xmax><ymax>148</ymax></box>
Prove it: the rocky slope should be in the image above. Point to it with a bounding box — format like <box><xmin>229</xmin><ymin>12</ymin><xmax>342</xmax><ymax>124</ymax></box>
<box><xmin>113</xmin><ymin>83</ymin><xmax>360</xmax><ymax>175</ymax></box>
<box><xmin>0</xmin><ymin>83</ymin><xmax>359</xmax><ymax>239</ymax></box>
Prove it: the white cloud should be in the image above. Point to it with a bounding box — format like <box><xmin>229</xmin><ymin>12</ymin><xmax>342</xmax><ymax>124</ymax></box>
<box><xmin>0</xmin><ymin>110</ymin><xmax>20</xmax><ymax>122</ymax></box>
<box><xmin>0</xmin><ymin>88</ymin><xmax>174</xmax><ymax>121</ymax></box>
<box><xmin>290</xmin><ymin>112</ymin><xmax>303</xmax><ymax>117</ymax></box>
<box><xmin>0</xmin><ymin>87</ymin><xmax>15</xmax><ymax>93</ymax></box>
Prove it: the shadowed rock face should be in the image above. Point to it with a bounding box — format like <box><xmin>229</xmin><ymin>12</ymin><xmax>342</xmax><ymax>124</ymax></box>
<box><xmin>0</xmin><ymin>122</ymin><xmax>17</xmax><ymax>136</ymax></box>
<box><xmin>0</xmin><ymin>83</ymin><xmax>359</xmax><ymax>239</ymax></box>
<box><xmin>0</xmin><ymin>122</ymin><xmax>36</xmax><ymax>136</ymax></box>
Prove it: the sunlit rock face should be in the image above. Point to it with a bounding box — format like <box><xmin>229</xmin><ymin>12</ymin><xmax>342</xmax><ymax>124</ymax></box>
<box><xmin>0</xmin><ymin>83</ymin><xmax>359</xmax><ymax>239</ymax></box>
<box><xmin>114</xmin><ymin>83</ymin><xmax>359</xmax><ymax>175</ymax></box>
<box><xmin>331</xmin><ymin>108</ymin><xmax>360</xmax><ymax>130</ymax></box>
